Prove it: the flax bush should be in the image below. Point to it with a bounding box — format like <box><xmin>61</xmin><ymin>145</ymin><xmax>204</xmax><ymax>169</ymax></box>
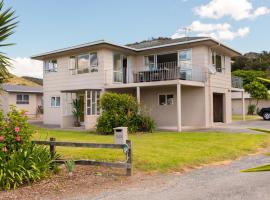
<box><xmin>0</xmin><ymin>106</ymin><xmax>58</xmax><ymax>190</ymax></box>
<box><xmin>96</xmin><ymin>92</ymin><xmax>155</xmax><ymax>134</ymax></box>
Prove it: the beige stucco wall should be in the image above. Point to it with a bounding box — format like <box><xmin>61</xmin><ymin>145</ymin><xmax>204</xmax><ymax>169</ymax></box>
<box><xmin>43</xmin><ymin>91</ymin><xmax>61</xmax><ymax>125</ymax></box>
<box><xmin>0</xmin><ymin>90</ymin><xmax>9</xmax><ymax>115</ymax></box>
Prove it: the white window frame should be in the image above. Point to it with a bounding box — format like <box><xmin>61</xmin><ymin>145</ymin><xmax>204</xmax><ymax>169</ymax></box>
<box><xmin>158</xmin><ymin>94</ymin><xmax>174</xmax><ymax>106</ymax></box>
<box><xmin>51</xmin><ymin>96</ymin><xmax>60</xmax><ymax>108</ymax></box>
<box><xmin>211</xmin><ymin>50</ymin><xmax>225</xmax><ymax>73</ymax></box>
<box><xmin>69</xmin><ymin>52</ymin><xmax>98</xmax><ymax>75</ymax></box>
<box><xmin>16</xmin><ymin>94</ymin><xmax>29</xmax><ymax>104</ymax></box>
<box><xmin>113</xmin><ymin>53</ymin><xmax>125</xmax><ymax>83</ymax></box>
<box><xmin>86</xmin><ymin>90</ymin><xmax>100</xmax><ymax>115</ymax></box>
<box><xmin>144</xmin><ymin>54</ymin><xmax>157</xmax><ymax>71</ymax></box>
<box><xmin>44</xmin><ymin>60</ymin><xmax>58</xmax><ymax>73</ymax></box>
<box><xmin>178</xmin><ymin>49</ymin><xmax>192</xmax><ymax>69</ymax></box>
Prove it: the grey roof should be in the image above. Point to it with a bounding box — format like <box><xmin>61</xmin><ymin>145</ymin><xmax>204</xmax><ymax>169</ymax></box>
<box><xmin>126</xmin><ymin>37</ymin><xmax>208</xmax><ymax>49</ymax></box>
<box><xmin>1</xmin><ymin>84</ymin><xmax>43</xmax><ymax>93</ymax></box>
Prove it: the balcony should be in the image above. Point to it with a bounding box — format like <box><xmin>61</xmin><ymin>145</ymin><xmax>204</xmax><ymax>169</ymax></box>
<box><xmin>231</xmin><ymin>76</ymin><xmax>243</xmax><ymax>88</ymax></box>
<box><xmin>133</xmin><ymin>62</ymin><xmax>206</xmax><ymax>83</ymax></box>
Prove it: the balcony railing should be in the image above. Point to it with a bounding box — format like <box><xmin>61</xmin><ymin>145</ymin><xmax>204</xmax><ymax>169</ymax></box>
<box><xmin>133</xmin><ymin>62</ymin><xmax>206</xmax><ymax>83</ymax></box>
<box><xmin>231</xmin><ymin>76</ymin><xmax>243</xmax><ymax>88</ymax></box>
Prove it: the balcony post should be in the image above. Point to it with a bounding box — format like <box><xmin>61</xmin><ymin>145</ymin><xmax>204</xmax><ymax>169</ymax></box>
<box><xmin>177</xmin><ymin>82</ymin><xmax>182</xmax><ymax>132</ymax></box>
<box><xmin>241</xmin><ymin>91</ymin><xmax>246</xmax><ymax>121</ymax></box>
<box><xmin>136</xmin><ymin>86</ymin><xmax>140</xmax><ymax>104</ymax></box>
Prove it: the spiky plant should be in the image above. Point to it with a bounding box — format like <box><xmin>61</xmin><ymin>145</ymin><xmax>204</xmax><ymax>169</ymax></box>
<box><xmin>0</xmin><ymin>0</ymin><xmax>18</xmax><ymax>84</ymax></box>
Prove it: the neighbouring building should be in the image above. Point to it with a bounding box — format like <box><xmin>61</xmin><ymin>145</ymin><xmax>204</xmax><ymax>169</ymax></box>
<box><xmin>232</xmin><ymin>91</ymin><xmax>270</xmax><ymax>115</ymax></box>
<box><xmin>0</xmin><ymin>84</ymin><xmax>43</xmax><ymax>119</ymax></box>
<box><xmin>31</xmin><ymin>37</ymin><xmax>244</xmax><ymax>131</ymax></box>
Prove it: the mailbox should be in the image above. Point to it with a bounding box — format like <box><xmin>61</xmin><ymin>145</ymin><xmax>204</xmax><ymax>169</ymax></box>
<box><xmin>113</xmin><ymin>127</ymin><xmax>128</xmax><ymax>144</ymax></box>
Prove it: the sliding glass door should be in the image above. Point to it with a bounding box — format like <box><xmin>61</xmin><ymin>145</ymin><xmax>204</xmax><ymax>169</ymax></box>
<box><xmin>113</xmin><ymin>54</ymin><xmax>127</xmax><ymax>83</ymax></box>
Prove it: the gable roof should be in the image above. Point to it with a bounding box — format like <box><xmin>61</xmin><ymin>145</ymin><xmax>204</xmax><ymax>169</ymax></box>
<box><xmin>1</xmin><ymin>84</ymin><xmax>43</xmax><ymax>94</ymax></box>
<box><xmin>31</xmin><ymin>37</ymin><xmax>241</xmax><ymax>60</ymax></box>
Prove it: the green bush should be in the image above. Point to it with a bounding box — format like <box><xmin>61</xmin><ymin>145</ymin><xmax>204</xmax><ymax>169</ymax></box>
<box><xmin>248</xmin><ymin>104</ymin><xmax>256</xmax><ymax>115</ymax></box>
<box><xmin>96</xmin><ymin>93</ymin><xmax>155</xmax><ymax>134</ymax></box>
<box><xmin>0</xmin><ymin>106</ymin><xmax>58</xmax><ymax>190</ymax></box>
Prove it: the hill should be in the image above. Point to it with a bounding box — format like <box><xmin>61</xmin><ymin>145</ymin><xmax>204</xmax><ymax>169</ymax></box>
<box><xmin>5</xmin><ymin>75</ymin><xmax>41</xmax><ymax>86</ymax></box>
<box><xmin>22</xmin><ymin>76</ymin><xmax>43</xmax><ymax>85</ymax></box>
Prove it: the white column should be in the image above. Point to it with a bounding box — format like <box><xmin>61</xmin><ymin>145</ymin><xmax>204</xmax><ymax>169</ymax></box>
<box><xmin>136</xmin><ymin>86</ymin><xmax>140</xmax><ymax>104</ymax></box>
<box><xmin>177</xmin><ymin>83</ymin><xmax>182</xmax><ymax>132</ymax></box>
<box><xmin>241</xmin><ymin>91</ymin><xmax>246</xmax><ymax>121</ymax></box>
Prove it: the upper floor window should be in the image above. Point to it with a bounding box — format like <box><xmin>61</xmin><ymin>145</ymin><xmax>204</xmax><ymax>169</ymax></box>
<box><xmin>144</xmin><ymin>55</ymin><xmax>156</xmax><ymax>70</ymax></box>
<box><xmin>16</xmin><ymin>94</ymin><xmax>29</xmax><ymax>104</ymax></box>
<box><xmin>51</xmin><ymin>96</ymin><xmax>60</xmax><ymax>107</ymax></box>
<box><xmin>178</xmin><ymin>49</ymin><xmax>192</xmax><ymax>69</ymax></box>
<box><xmin>212</xmin><ymin>51</ymin><xmax>225</xmax><ymax>72</ymax></box>
<box><xmin>69</xmin><ymin>52</ymin><xmax>98</xmax><ymax>75</ymax></box>
<box><xmin>45</xmin><ymin>60</ymin><xmax>58</xmax><ymax>73</ymax></box>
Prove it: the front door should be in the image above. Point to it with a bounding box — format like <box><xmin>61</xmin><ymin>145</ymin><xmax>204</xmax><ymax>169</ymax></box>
<box><xmin>213</xmin><ymin>93</ymin><xmax>224</xmax><ymax>122</ymax></box>
<box><xmin>79</xmin><ymin>95</ymin><xmax>84</xmax><ymax>123</ymax></box>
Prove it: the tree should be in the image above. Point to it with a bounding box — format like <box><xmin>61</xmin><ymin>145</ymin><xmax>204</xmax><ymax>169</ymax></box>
<box><xmin>244</xmin><ymin>81</ymin><xmax>268</xmax><ymax>110</ymax></box>
<box><xmin>0</xmin><ymin>0</ymin><xmax>18</xmax><ymax>83</ymax></box>
<box><xmin>232</xmin><ymin>70</ymin><xmax>266</xmax><ymax>86</ymax></box>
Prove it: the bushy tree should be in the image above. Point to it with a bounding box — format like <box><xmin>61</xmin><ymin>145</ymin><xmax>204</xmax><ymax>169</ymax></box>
<box><xmin>244</xmin><ymin>81</ymin><xmax>268</xmax><ymax>110</ymax></box>
<box><xmin>232</xmin><ymin>70</ymin><xmax>266</xmax><ymax>86</ymax></box>
<box><xmin>96</xmin><ymin>93</ymin><xmax>155</xmax><ymax>134</ymax></box>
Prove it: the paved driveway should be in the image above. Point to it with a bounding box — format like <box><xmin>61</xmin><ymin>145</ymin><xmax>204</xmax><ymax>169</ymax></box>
<box><xmin>75</xmin><ymin>153</ymin><xmax>270</xmax><ymax>200</ymax></box>
<box><xmin>185</xmin><ymin>119</ymin><xmax>270</xmax><ymax>133</ymax></box>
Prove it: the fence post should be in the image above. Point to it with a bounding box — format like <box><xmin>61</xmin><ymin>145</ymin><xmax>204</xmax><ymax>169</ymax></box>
<box><xmin>126</xmin><ymin>140</ymin><xmax>132</xmax><ymax>176</ymax></box>
<box><xmin>49</xmin><ymin>137</ymin><xmax>56</xmax><ymax>159</ymax></box>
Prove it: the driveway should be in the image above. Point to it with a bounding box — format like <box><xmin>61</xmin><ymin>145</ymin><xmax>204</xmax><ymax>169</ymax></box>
<box><xmin>185</xmin><ymin>119</ymin><xmax>270</xmax><ymax>133</ymax></box>
<box><xmin>75</xmin><ymin>153</ymin><xmax>270</xmax><ymax>200</ymax></box>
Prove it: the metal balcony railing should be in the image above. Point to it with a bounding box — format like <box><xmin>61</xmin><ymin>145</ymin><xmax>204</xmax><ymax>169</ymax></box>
<box><xmin>133</xmin><ymin>62</ymin><xmax>205</xmax><ymax>83</ymax></box>
<box><xmin>231</xmin><ymin>75</ymin><xmax>243</xmax><ymax>88</ymax></box>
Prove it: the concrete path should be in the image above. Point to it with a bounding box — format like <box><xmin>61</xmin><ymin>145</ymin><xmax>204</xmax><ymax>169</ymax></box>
<box><xmin>77</xmin><ymin>153</ymin><xmax>270</xmax><ymax>200</ymax></box>
<box><xmin>185</xmin><ymin>119</ymin><xmax>270</xmax><ymax>133</ymax></box>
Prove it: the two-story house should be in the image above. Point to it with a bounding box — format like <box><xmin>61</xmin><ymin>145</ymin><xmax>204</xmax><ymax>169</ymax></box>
<box><xmin>31</xmin><ymin>37</ymin><xmax>243</xmax><ymax>131</ymax></box>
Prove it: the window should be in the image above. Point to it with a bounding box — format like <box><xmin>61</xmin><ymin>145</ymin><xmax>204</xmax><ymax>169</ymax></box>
<box><xmin>16</xmin><ymin>94</ymin><xmax>29</xmax><ymax>104</ymax></box>
<box><xmin>45</xmin><ymin>60</ymin><xmax>57</xmax><ymax>73</ymax></box>
<box><xmin>113</xmin><ymin>53</ymin><xmax>123</xmax><ymax>83</ymax></box>
<box><xmin>179</xmin><ymin>49</ymin><xmax>192</xmax><ymax>69</ymax></box>
<box><xmin>159</xmin><ymin>94</ymin><xmax>174</xmax><ymax>106</ymax></box>
<box><xmin>144</xmin><ymin>55</ymin><xmax>156</xmax><ymax>70</ymax></box>
<box><xmin>51</xmin><ymin>97</ymin><xmax>60</xmax><ymax>107</ymax></box>
<box><xmin>212</xmin><ymin>51</ymin><xmax>225</xmax><ymax>72</ymax></box>
<box><xmin>86</xmin><ymin>90</ymin><xmax>100</xmax><ymax>115</ymax></box>
<box><xmin>69</xmin><ymin>52</ymin><xmax>98</xmax><ymax>74</ymax></box>
<box><xmin>77</xmin><ymin>54</ymin><xmax>90</xmax><ymax>74</ymax></box>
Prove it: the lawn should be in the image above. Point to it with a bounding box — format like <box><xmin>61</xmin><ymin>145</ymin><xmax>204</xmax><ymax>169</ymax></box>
<box><xmin>32</xmin><ymin>127</ymin><xmax>270</xmax><ymax>172</ymax></box>
<box><xmin>232</xmin><ymin>115</ymin><xmax>260</xmax><ymax>121</ymax></box>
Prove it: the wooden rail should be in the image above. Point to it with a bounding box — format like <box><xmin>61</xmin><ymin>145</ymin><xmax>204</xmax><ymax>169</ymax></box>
<box><xmin>33</xmin><ymin>137</ymin><xmax>133</xmax><ymax>176</ymax></box>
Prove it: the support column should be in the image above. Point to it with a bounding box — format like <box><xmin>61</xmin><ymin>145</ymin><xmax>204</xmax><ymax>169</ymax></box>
<box><xmin>177</xmin><ymin>83</ymin><xmax>182</xmax><ymax>132</ymax></box>
<box><xmin>136</xmin><ymin>86</ymin><xmax>140</xmax><ymax>104</ymax></box>
<box><xmin>241</xmin><ymin>91</ymin><xmax>246</xmax><ymax>121</ymax></box>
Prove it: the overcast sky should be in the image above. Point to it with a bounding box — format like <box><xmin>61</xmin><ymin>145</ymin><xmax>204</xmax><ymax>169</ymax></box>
<box><xmin>3</xmin><ymin>0</ymin><xmax>270</xmax><ymax>78</ymax></box>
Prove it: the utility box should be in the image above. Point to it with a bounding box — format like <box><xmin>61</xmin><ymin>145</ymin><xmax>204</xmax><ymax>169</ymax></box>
<box><xmin>113</xmin><ymin>127</ymin><xmax>128</xmax><ymax>144</ymax></box>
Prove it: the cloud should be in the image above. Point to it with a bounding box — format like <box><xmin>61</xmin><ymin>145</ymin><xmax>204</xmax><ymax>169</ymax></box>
<box><xmin>9</xmin><ymin>57</ymin><xmax>43</xmax><ymax>78</ymax></box>
<box><xmin>194</xmin><ymin>0</ymin><xmax>270</xmax><ymax>20</ymax></box>
<box><xmin>172</xmin><ymin>21</ymin><xmax>250</xmax><ymax>41</ymax></box>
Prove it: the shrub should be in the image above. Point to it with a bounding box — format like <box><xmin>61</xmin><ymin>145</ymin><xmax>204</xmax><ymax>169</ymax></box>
<box><xmin>247</xmin><ymin>104</ymin><xmax>256</xmax><ymax>115</ymax></box>
<box><xmin>96</xmin><ymin>93</ymin><xmax>155</xmax><ymax>134</ymax></box>
<box><xmin>0</xmin><ymin>106</ymin><xmax>58</xmax><ymax>190</ymax></box>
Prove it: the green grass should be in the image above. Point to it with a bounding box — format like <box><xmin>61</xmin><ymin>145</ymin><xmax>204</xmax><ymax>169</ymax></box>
<box><xmin>32</xmin><ymin>127</ymin><xmax>270</xmax><ymax>172</ymax></box>
<box><xmin>232</xmin><ymin>115</ymin><xmax>260</xmax><ymax>121</ymax></box>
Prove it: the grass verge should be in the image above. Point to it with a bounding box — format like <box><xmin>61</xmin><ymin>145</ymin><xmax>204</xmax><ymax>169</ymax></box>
<box><xmin>32</xmin><ymin>127</ymin><xmax>270</xmax><ymax>172</ymax></box>
<box><xmin>249</xmin><ymin>128</ymin><xmax>270</xmax><ymax>134</ymax></box>
<box><xmin>232</xmin><ymin>115</ymin><xmax>260</xmax><ymax>121</ymax></box>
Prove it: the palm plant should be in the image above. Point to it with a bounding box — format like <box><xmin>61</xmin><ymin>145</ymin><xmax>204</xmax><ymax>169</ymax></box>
<box><xmin>0</xmin><ymin>0</ymin><xmax>18</xmax><ymax>83</ymax></box>
<box><xmin>72</xmin><ymin>99</ymin><xmax>82</xmax><ymax>127</ymax></box>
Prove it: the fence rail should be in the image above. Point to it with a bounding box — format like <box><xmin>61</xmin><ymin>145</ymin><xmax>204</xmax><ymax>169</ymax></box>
<box><xmin>33</xmin><ymin>138</ymin><xmax>133</xmax><ymax>176</ymax></box>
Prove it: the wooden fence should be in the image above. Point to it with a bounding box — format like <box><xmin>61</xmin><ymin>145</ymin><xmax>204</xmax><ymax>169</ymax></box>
<box><xmin>33</xmin><ymin>137</ymin><xmax>133</xmax><ymax>176</ymax></box>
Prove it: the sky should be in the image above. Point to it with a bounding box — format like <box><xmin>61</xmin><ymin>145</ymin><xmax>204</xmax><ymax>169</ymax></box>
<box><xmin>3</xmin><ymin>0</ymin><xmax>270</xmax><ymax>78</ymax></box>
